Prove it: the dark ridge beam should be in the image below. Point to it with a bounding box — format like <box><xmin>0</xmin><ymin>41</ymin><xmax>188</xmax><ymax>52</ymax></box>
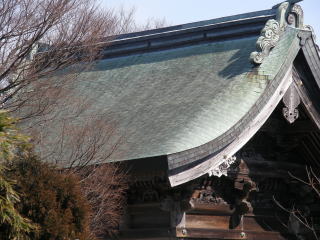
<box><xmin>113</xmin><ymin>9</ymin><xmax>276</xmax><ymax>41</ymax></box>
<box><xmin>101</xmin><ymin>17</ymin><xmax>271</xmax><ymax>58</ymax></box>
<box><xmin>110</xmin><ymin>16</ymin><xmax>270</xmax><ymax>46</ymax></box>
<box><xmin>101</xmin><ymin>30</ymin><xmax>261</xmax><ymax>59</ymax></box>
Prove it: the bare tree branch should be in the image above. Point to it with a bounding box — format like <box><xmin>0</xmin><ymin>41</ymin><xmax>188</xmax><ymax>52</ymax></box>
<box><xmin>274</xmin><ymin>168</ymin><xmax>320</xmax><ymax>240</ymax></box>
<box><xmin>1</xmin><ymin>1</ymin><xmax>167</xmax><ymax>237</ymax></box>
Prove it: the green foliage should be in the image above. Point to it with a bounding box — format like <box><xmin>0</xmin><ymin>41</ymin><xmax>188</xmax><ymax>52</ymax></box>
<box><xmin>0</xmin><ymin>111</ymin><xmax>30</xmax><ymax>163</ymax></box>
<box><xmin>0</xmin><ymin>165</ymin><xmax>37</xmax><ymax>240</ymax></box>
<box><xmin>0</xmin><ymin>111</ymin><xmax>37</xmax><ymax>240</ymax></box>
<box><xmin>0</xmin><ymin>109</ymin><xmax>93</xmax><ymax>240</ymax></box>
<box><xmin>6</xmin><ymin>157</ymin><xmax>93</xmax><ymax>240</ymax></box>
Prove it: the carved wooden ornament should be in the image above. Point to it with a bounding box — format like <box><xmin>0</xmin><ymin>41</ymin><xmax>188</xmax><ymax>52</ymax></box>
<box><xmin>282</xmin><ymin>84</ymin><xmax>301</xmax><ymax>124</ymax></box>
<box><xmin>250</xmin><ymin>1</ymin><xmax>306</xmax><ymax>65</ymax></box>
<box><xmin>208</xmin><ymin>156</ymin><xmax>236</xmax><ymax>177</ymax></box>
<box><xmin>250</xmin><ymin>20</ymin><xmax>281</xmax><ymax>64</ymax></box>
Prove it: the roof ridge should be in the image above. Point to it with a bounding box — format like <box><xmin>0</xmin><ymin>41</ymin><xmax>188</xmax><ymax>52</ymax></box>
<box><xmin>112</xmin><ymin>9</ymin><xmax>277</xmax><ymax>42</ymax></box>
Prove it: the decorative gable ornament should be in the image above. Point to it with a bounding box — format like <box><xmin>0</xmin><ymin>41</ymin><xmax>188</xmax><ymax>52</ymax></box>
<box><xmin>282</xmin><ymin>84</ymin><xmax>301</xmax><ymax>124</ymax></box>
<box><xmin>250</xmin><ymin>1</ymin><xmax>306</xmax><ymax>65</ymax></box>
<box><xmin>249</xmin><ymin>20</ymin><xmax>281</xmax><ymax>65</ymax></box>
<box><xmin>214</xmin><ymin>1</ymin><xmax>314</xmax><ymax>181</ymax></box>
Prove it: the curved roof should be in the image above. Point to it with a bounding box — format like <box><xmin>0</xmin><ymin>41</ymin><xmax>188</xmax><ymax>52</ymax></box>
<box><xmin>77</xmin><ymin>27</ymin><xmax>298</xmax><ymax>158</ymax></box>
<box><xmin>78</xmin><ymin>36</ymin><xmax>263</xmax><ymax>159</ymax></box>
<box><xmin>29</xmin><ymin>1</ymin><xmax>320</xmax><ymax>186</ymax></box>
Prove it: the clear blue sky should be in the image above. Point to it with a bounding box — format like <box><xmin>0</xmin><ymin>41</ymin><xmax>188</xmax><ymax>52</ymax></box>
<box><xmin>100</xmin><ymin>0</ymin><xmax>319</xmax><ymax>44</ymax></box>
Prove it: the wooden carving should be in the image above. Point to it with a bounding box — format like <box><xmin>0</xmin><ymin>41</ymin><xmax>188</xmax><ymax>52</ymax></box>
<box><xmin>250</xmin><ymin>20</ymin><xmax>281</xmax><ymax>65</ymax></box>
<box><xmin>190</xmin><ymin>179</ymin><xmax>224</xmax><ymax>206</ymax></box>
<box><xmin>251</xmin><ymin>1</ymin><xmax>305</xmax><ymax>65</ymax></box>
<box><xmin>209</xmin><ymin>156</ymin><xmax>237</xmax><ymax>178</ymax></box>
<box><xmin>230</xmin><ymin>180</ymin><xmax>256</xmax><ymax>229</ymax></box>
<box><xmin>282</xmin><ymin>84</ymin><xmax>301</xmax><ymax>124</ymax></box>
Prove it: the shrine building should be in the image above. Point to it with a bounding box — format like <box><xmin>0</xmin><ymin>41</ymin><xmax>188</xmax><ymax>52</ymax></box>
<box><xmin>34</xmin><ymin>1</ymin><xmax>320</xmax><ymax>239</ymax></box>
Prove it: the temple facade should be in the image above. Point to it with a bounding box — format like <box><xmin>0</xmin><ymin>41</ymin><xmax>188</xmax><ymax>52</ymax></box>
<box><xmin>114</xmin><ymin>2</ymin><xmax>320</xmax><ymax>239</ymax></box>
<box><xmin>34</xmin><ymin>1</ymin><xmax>320</xmax><ymax>239</ymax></box>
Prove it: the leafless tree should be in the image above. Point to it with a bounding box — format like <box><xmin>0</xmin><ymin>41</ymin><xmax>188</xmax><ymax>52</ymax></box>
<box><xmin>0</xmin><ymin>0</ymin><xmax>167</xmax><ymax>119</ymax></box>
<box><xmin>274</xmin><ymin>167</ymin><xmax>320</xmax><ymax>240</ymax></box>
<box><xmin>79</xmin><ymin>164</ymin><xmax>128</xmax><ymax>238</ymax></box>
<box><xmin>0</xmin><ymin>0</ymin><xmax>162</xmax><ymax>119</ymax></box>
<box><xmin>26</xmin><ymin>95</ymin><xmax>129</xmax><ymax>237</ymax></box>
<box><xmin>1</xmin><ymin>0</ymin><xmax>101</xmax><ymax>113</ymax></box>
<box><xmin>0</xmin><ymin>0</ymin><xmax>167</xmax><ymax>237</ymax></box>
<box><xmin>111</xmin><ymin>6</ymin><xmax>167</xmax><ymax>33</ymax></box>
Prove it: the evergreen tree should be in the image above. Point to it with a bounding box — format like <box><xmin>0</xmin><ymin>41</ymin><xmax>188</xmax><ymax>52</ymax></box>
<box><xmin>0</xmin><ymin>111</ymin><xmax>37</xmax><ymax>239</ymax></box>
<box><xmin>6</xmin><ymin>157</ymin><xmax>93</xmax><ymax>240</ymax></box>
<box><xmin>0</xmin><ymin>111</ymin><xmax>93</xmax><ymax>239</ymax></box>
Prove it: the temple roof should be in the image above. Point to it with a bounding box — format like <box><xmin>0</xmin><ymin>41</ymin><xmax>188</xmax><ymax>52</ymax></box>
<box><xmin>30</xmin><ymin>1</ymin><xmax>320</xmax><ymax>186</ymax></box>
<box><xmin>75</xmin><ymin>28</ymin><xmax>298</xmax><ymax>159</ymax></box>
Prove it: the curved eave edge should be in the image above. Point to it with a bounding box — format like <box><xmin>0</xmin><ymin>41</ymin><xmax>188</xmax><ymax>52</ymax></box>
<box><xmin>300</xmin><ymin>31</ymin><xmax>320</xmax><ymax>90</ymax></box>
<box><xmin>168</xmin><ymin>66</ymin><xmax>294</xmax><ymax>187</ymax></box>
<box><xmin>166</xmin><ymin>30</ymin><xmax>320</xmax><ymax>187</ymax></box>
<box><xmin>168</xmin><ymin>27</ymin><xmax>306</xmax><ymax>186</ymax></box>
<box><xmin>296</xmin><ymin>33</ymin><xmax>320</xmax><ymax>128</ymax></box>
<box><xmin>168</xmin><ymin>29</ymin><xmax>320</xmax><ymax>187</ymax></box>
<box><xmin>294</xmin><ymin>77</ymin><xmax>320</xmax><ymax>130</ymax></box>
<box><xmin>167</xmin><ymin>4</ymin><xmax>320</xmax><ymax>187</ymax></box>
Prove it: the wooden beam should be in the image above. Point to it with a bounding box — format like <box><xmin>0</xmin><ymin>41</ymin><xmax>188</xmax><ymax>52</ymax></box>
<box><xmin>176</xmin><ymin>228</ymin><xmax>288</xmax><ymax>240</ymax></box>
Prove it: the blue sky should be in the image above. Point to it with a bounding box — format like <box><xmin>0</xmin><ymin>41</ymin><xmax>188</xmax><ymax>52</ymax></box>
<box><xmin>100</xmin><ymin>0</ymin><xmax>319</xmax><ymax>43</ymax></box>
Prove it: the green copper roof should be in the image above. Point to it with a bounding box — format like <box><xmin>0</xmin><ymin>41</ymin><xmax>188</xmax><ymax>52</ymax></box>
<box><xmin>79</xmin><ymin>37</ymin><xmax>259</xmax><ymax>160</ymax></box>
<box><xmin>21</xmin><ymin>4</ymin><xmax>306</xmax><ymax>173</ymax></box>
<box><xmin>168</xmin><ymin>27</ymin><xmax>301</xmax><ymax>174</ymax></box>
<box><xmin>44</xmin><ymin>28</ymin><xmax>298</xmax><ymax>166</ymax></box>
